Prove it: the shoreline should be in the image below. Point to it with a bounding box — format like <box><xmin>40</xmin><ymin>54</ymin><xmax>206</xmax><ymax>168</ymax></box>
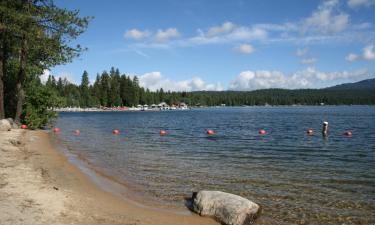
<box><xmin>0</xmin><ymin>129</ymin><xmax>218</xmax><ymax>225</ymax></box>
<box><xmin>51</xmin><ymin>135</ymin><xmax>192</xmax><ymax>212</ymax></box>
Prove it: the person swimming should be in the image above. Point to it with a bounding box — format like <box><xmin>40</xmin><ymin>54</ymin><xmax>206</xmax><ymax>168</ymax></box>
<box><xmin>322</xmin><ymin>121</ymin><xmax>328</xmax><ymax>136</ymax></box>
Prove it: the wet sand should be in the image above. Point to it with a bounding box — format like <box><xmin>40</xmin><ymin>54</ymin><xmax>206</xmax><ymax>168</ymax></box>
<box><xmin>0</xmin><ymin>129</ymin><xmax>218</xmax><ymax>225</ymax></box>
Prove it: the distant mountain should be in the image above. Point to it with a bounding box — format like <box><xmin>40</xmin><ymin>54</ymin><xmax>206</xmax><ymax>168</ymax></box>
<box><xmin>325</xmin><ymin>78</ymin><xmax>375</xmax><ymax>90</ymax></box>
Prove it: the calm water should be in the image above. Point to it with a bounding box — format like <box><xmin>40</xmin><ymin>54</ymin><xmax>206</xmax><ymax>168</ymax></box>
<box><xmin>53</xmin><ymin>106</ymin><xmax>375</xmax><ymax>225</ymax></box>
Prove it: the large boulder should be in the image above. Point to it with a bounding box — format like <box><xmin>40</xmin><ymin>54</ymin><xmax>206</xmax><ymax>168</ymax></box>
<box><xmin>0</xmin><ymin>119</ymin><xmax>12</xmax><ymax>131</ymax></box>
<box><xmin>192</xmin><ymin>191</ymin><xmax>261</xmax><ymax>225</ymax></box>
<box><xmin>5</xmin><ymin>118</ymin><xmax>19</xmax><ymax>129</ymax></box>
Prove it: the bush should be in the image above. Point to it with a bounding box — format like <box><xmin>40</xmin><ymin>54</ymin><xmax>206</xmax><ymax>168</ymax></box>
<box><xmin>23</xmin><ymin>81</ymin><xmax>63</xmax><ymax>129</ymax></box>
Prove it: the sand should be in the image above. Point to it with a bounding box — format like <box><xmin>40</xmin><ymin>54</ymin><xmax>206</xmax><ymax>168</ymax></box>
<box><xmin>0</xmin><ymin>129</ymin><xmax>219</xmax><ymax>225</ymax></box>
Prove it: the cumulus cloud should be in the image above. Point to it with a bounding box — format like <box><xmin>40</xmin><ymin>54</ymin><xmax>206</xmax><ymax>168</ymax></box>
<box><xmin>303</xmin><ymin>0</ymin><xmax>350</xmax><ymax>34</ymax></box>
<box><xmin>40</xmin><ymin>69</ymin><xmax>50</xmax><ymax>84</ymax></box>
<box><xmin>155</xmin><ymin>28</ymin><xmax>180</xmax><ymax>43</ymax></box>
<box><xmin>345</xmin><ymin>53</ymin><xmax>359</xmax><ymax>61</ymax></box>
<box><xmin>229</xmin><ymin>67</ymin><xmax>371</xmax><ymax>90</ymax></box>
<box><xmin>54</xmin><ymin>72</ymin><xmax>79</xmax><ymax>84</ymax></box>
<box><xmin>124</xmin><ymin>28</ymin><xmax>180</xmax><ymax>43</ymax></box>
<box><xmin>234</xmin><ymin>44</ymin><xmax>255</xmax><ymax>54</ymax></box>
<box><xmin>188</xmin><ymin>25</ymin><xmax>267</xmax><ymax>46</ymax></box>
<box><xmin>363</xmin><ymin>44</ymin><xmax>375</xmax><ymax>60</ymax></box>
<box><xmin>139</xmin><ymin>72</ymin><xmax>223</xmax><ymax>92</ymax></box>
<box><xmin>348</xmin><ymin>0</ymin><xmax>375</xmax><ymax>8</ymax></box>
<box><xmin>40</xmin><ymin>70</ymin><xmax>78</xmax><ymax>84</ymax></box>
<box><xmin>347</xmin><ymin>44</ymin><xmax>375</xmax><ymax>61</ymax></box>
<box><xmin>124</xmin><ymin>29</ymin><xmax>151</xmax><ymax>40</ymax></box>
<box><xmin>205</xmin><ymin>21</ymin><xmax>235</xmax><ymax>37</ymax></box>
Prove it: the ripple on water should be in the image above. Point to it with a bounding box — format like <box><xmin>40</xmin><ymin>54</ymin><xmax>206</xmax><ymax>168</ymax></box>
<box><xmin>54</xmin><ymin>106</ymin><xmax>375</xmax><ymax>224</ymax></box>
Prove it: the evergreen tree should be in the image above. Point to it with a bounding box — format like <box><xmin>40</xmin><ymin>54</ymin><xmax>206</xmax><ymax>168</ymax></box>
<box><xmin>0</xmin><ymin>0</ymin><xmax>90</xmax><ymax>123</ymax></box>
<box><xmin>80</xmin><ymin>70</ymin><xmax>90</xmax><ymax>107</ymax></box>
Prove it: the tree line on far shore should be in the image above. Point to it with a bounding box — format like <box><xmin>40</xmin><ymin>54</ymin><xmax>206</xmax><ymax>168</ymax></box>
<box><xmin>50</xmin><ymin>67</ymin><xmax>375</xmax><ymax>109</ymax></box>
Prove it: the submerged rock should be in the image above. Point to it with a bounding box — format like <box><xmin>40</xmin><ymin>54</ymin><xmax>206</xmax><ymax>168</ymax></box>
<box><xmin>192</xmin><ymin>191</ymin><xmax>260</xmax><ymax>225</ymax></box>
<box><xmin>0</xmin><ymin>119</ymin><xmax>12</xmax><ymax>131</ymax></box>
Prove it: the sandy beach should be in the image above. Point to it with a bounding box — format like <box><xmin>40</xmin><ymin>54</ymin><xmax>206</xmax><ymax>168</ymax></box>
<box><xmin>0</xmin><ymin>129</ymin><xmax>219</xmax><ymax>225</ymax></box>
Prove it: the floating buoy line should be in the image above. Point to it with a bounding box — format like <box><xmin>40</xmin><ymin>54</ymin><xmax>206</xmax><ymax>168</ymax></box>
<box><xmin>49</xmin><ymin>123</ymin><xmax>354</xmax><ymax>138</ymax></box>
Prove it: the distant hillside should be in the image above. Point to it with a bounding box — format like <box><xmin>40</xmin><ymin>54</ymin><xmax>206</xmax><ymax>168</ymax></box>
<box><xmin>325</xmin><ymin>78</ymin><xmax>375</xmax><ymax>90</ymax></box>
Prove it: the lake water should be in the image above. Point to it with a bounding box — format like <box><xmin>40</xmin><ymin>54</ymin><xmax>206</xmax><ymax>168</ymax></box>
<box><xmin>53</xmin><ymin>106</ymin><xmax>375</xmax><ymax>224</ymax></box>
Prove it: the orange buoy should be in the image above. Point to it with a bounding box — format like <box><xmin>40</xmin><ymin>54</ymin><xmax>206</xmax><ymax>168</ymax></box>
<box><xmin>53</xmin><ymin>127</ymin><xmax>59</xmax><ymax>133</ymax></box>
<box><xmin>344</xmin><ymin>131</ymin><xmax>353</xmax><ymax>136</ymax></box>
<box><xmin>21</xmin><ymin>124</ymin><xmax>27</xmax><ymax>129</ymax></box>
<box><xmin>259</xmin><ymin>129</ymin><xmax>267</xmax><ymax>135</ymax></box>
<box><xmin>74</xmin><ymin>129</ymin><xmax>80</xmax><ymax>135</ymax></box>
<box><xmin>307</xmin><ymin>128</ymin><xmax>313</xmax><ymax>135</ymax></box>
<box><xmin>159</xmin><ymin>130</ymin><xmax>167</xmax><ymax>136</ymax></box>
<box><xmin>113</xmin><ymin>129</ymin><xmax>119</xmax><ymax>135</ymax></box>
<box><xmin>207</xmin><ymin>129</ymin><xmax>215</xmax><ymax>135</ymax></box>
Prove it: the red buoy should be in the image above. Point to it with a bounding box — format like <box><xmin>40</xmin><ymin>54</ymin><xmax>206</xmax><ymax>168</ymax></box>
<box><xmin>307</xmin><ymin>128</ymin><xmax>313</xmax><ymax>135</ymax></box>
<box><xmin>53</xmin><ymin>127</ymin><xmax>59</xmax><ymax>133</ymax></box>
<box><xmin>74</xmin><ymin>129</ymin><xmax>80</xmax><ymax>135</ymax></box>
<box><xmin>113</xmin><ymin>129</ymin><xmax>119</xmax><ymax>135</ymax></box>
<box><xmin>207</xmin><ymin>129</ymin><xmax>215</xmax><ymax>135</ymax></box>
<box><xmin>21</xmin><ymin>124</ymin><xmax>27</xmax><ymax>129</ymax></box>
<box><xmin>259</xmin><ymin>129</ymin><xmax>267</xmax><ymax>135</ymax></box>
<box><xmin>159</xmin><ymin>130</ymin><xmax>167</xmax><ymax>136</ymax></box>
<box><xmin>344</xmin><ymin>131</ymin><xmax>353</xmax><ymax>137</ymax></box>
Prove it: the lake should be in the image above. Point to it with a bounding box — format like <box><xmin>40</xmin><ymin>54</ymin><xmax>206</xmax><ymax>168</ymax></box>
<box><xmin>52</xmin><ymin>106</ymin><xmax>375</xmax><ymax>224</ymax></box>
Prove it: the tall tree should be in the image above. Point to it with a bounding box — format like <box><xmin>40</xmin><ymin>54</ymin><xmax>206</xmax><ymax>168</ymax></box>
<box><xmin>80</xmin><ymin>70</ymin><xmax>90</xmax><ymax>107</ymax></box>
<box><xmin>4</xmin><ymin>0</ymin><xmax>90</xmax><ymax>122</ymax></box>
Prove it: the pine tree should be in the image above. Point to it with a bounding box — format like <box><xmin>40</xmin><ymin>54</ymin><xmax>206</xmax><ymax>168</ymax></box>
<box><xmin>80</xmin><ymin>70</ymin><xmax>90</xmax><ymax>107</ymax></box>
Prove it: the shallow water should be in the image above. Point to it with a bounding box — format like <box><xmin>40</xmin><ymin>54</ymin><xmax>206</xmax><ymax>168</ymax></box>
<box><xmin>53</xmin><ymin>106</ymin><xmax>375</xmax><ymax>224</ymax></box>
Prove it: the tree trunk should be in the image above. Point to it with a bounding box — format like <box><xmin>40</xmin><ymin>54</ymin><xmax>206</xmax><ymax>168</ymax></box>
<box><xmin>0</xmin><ymin>40</ymin><xmax>4</xmax><ymax>119</ymax></box>
<box><xmin>14</xmin><ymin>36</ymin><xmax>27</xmax><ymax>123</ymax></box>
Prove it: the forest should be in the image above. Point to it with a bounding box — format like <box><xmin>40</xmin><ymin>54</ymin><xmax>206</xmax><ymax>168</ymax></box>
<box><xmin>50</xmin><ymin>67</ymin><xmax>375</xmax><ymax>108</ymax></box>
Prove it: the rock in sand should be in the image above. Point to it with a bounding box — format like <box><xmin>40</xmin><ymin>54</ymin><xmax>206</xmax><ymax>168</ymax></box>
<box><xmin>0</xmin><ymin>119</ymin><xmax>12</xmax><ymax>131</ymax></box>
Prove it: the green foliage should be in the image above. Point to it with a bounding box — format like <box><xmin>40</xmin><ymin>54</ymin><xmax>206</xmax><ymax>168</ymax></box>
<box><xmin>23</xmin><ymin>77</ymin><xmax>64</xmax><ymax>129</ymax></box>
<box><xmin>80</xmin><ymin>70</ymin><xmax>90</xmax><ymax>107</ymax></box>
<box><xmin>0</xmin><ymin>0</ymin><xmax>90</xmax><ymax>124</ymax></box>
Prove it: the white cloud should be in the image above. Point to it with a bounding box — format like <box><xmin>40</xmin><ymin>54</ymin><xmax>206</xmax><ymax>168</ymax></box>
<box><xmin>363</xmin><ymin>44</ymin><xmax>375</xmax><ymax>60</ymax></box>
<box><xmin>40</xmin><ymin>70</ymin><xmax>78</xmax><ymax>85</ymax></box>
<box><xmin>139</xmin><ymin>72</ymin><xmax>223</xmax><ymax>92</ymax></box>
<box><xmin>205</xmin><ymin>21</ymin><xmax>235</xmax><ymax>37</ymax></box>
<box><xmin>229</xmin><ymin>67</ymin><xmax>371</xmax><ymax>90</ymax></box>
<box><xmin>124</xmin><ymin>29</ymin><xmax>151</xmax><ymax>40</ymax></box>
<box><xmin>347</xmin><ymin>44</ymin><xmax>375</xmax><ymax>61</ymax></box>
<box><xmin>303</xmin><ymin>0</ymin><xmax>350</xmax><ymax>34</ymax></box>
<box><xmin>234</xmin><ymin>44</ymin><xmax>255</xmax><ymax>54</ymax></box>
<box><xmin>187</xmin><ymin>25</ymin><xmax>268</xmax><ymax>46</ymax></box>
<box><xmin>155</xmin><ymin>28</ymin><xmax>180</xmax><ymax>43</ymax></box>
<box><xmin>348</xmin><ymin>0</ymin><xmax>375</xmax><ymax>8</ymax></box>
<box><xmin>40</xmin><ymin>69</ymin><xmax>50</xmax><ymax>84</ymax></box>
<box><xmin>300</xmin><ymin>57</ymin><xmax>317</xmax><ymax>64</ymax></box>
<box><xmin>295</xmin><ymin>48</ymin><xmax>317</xmax><ymax>64</ymax></box>
<box><xmin>296</xmin><ymin>48</ymin><xmax>308</xmax><ymax>57</ymax></box>
<box><xmin>56</xmin><ymin>72</ymin><xmax>79</xmax><ymax>84</ymax></box>
<box><xmin>345</xmin><ymin>53</ymin><xmax>359</xmax><ymax>61</ymax></box>
<box><xmin>229</xmin><ymin>27</ymin><xmax>268</xmax><ymax>41</ymax></box>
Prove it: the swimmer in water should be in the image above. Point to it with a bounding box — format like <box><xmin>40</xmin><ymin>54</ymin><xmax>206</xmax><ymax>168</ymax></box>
<box><xmin>322</xmin><ymin>121</ymin><xmax>328</xmax><ymax>136</ymax></box>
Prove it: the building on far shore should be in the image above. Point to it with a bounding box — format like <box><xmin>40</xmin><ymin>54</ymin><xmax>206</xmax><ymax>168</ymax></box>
<box><xmin>54</xmin><ymin>102</ymin><xmax>189</xmax><ymax>112</ymax></box>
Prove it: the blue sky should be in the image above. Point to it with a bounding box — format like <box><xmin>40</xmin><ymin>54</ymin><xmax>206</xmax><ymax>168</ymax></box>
<box><xmin>48</xmin><ymin>0</ymin><xmax>375</xmax><ymax>91</ymax></box>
